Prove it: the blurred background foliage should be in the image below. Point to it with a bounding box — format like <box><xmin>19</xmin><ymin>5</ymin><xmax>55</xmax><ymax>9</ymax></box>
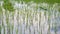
<box><xmin>3</xmin><ymin>0</ymin><xmax>14</xmax><ymax>11</ymax></box>
<box><xmin>14</xmin><ymin>0</ymin><xmax>60</xmax><ymax>4</ymax></box>
<box><xmin>0</xmin><ymin>0</ymin><xmax>60</xmax><ymax>4</ymax></box>
<box><xmin>0</xmin><ymin>0</ymin><xmax>59</xmax><ymax>12</ymax></box>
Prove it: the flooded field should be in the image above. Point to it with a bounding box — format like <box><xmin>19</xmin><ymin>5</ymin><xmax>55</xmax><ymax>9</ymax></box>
<box><xmin>0</xmin><ymin>1</ymin><xmax>60</xmax><ymax>34</ymax></box>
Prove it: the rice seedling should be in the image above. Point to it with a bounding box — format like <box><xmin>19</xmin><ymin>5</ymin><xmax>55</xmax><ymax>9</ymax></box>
<box><xmin>0</xmin><ymin>0</ymin><xmax>60</xmax><ymax>34</ymax></box>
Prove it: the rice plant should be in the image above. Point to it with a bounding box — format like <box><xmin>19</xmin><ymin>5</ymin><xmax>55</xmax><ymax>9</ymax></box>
<box><xmin>0</xmin><ymin>0</ymin><xmax>60</xmax><ymax>34</ymax></box>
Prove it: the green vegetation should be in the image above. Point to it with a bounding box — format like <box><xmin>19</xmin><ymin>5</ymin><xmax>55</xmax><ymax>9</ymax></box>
<box><xmin>3</xmin><ymin>0</ymin><xmax>14</xmax><ymax>11</ymax></box>
<box><xmin>15</xmin><ymin>0</ymin><xmax>60</xmax><ymax>4</ymax></box>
